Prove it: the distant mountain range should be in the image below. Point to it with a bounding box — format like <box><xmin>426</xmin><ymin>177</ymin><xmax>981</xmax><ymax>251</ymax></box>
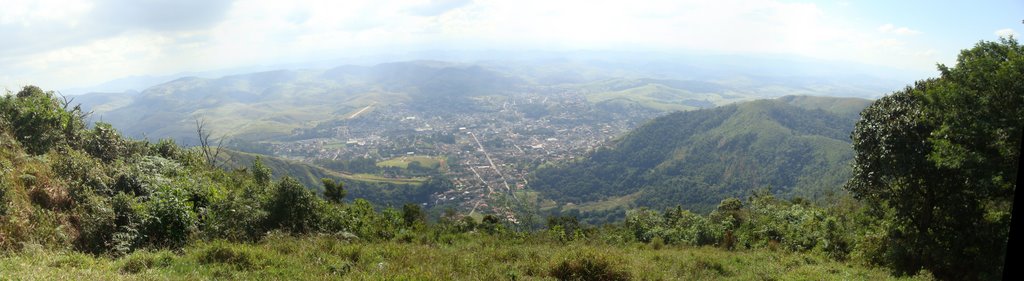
<box><xmin>76</xmin><ymin>59</ymin><xmax>898</xmax><ymax>145</ymax></box>
<box><xmin>528</xmin><ymin>96</ymin><xmax>870</xmax><ymax>219</ymax></box>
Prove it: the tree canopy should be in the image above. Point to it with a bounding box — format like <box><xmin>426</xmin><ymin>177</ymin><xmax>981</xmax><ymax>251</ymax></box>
<box><xmin>847</xmin><ymin>37</ymin><xmax>1021</xmax><ymax>280</ymax></box>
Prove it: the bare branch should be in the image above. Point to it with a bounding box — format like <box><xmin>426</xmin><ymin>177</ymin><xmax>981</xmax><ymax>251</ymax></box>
<box><xmin>195</xmin><ymin>118</ymin><xmax>228</xmax><ymax>168</ymax></box>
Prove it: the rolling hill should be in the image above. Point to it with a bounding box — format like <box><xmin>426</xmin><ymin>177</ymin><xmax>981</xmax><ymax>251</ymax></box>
<box><xmin>216</xmin><ymin>149</ymin><xmax>449</xmax><ymax>208</ymax></box>
<box><xmin>528</xmin><ymin>96</ymin><xmax>870</xmax><ymax>217</ymax></box>
<box><xmin>79</xmin><ymin>61</ymin><xmax>528</xmax><ymax>144</ymax></box>
<box><xmin>75</xmin><ymin>59</ymin><xmax>899</xmax><ymax>147</ymax></box>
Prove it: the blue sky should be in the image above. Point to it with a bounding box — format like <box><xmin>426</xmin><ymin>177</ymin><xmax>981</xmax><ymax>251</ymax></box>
<box><xmin>0</xmin><ymin>0</ymin><xmax>1020</xmax><ymax>90</ymax></box>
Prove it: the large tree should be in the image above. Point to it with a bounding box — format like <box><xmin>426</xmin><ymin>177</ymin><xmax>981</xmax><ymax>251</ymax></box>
<box><xmin>847</xmin><ymin>38</ymin><xmax>1021</xmax><ymax>280</ymax></box>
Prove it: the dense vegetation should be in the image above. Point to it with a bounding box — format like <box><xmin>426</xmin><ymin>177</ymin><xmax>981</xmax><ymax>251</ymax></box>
<box><xmin>845</xmin><ymin>38</ymin><xmax>1021</xmax><ymax>280</ymax></box>
<box><xmin>530</xmin><ymin>97</ymin><xmax>866</xmax><ymax>217</ymax></box>
<box><xmin>1</xmin><ymin>38</ymin><xmax>1018</xmax><ymax>280</ymax></box>
<box><xmin>216</xmin><ymin>150</ymin><xmax>450</xmax><ymax>208</ymax></box>
<box><xmin>0</xmin><ymin>84</ymin><xmax>923</xmax><ymax>280</ymax></box>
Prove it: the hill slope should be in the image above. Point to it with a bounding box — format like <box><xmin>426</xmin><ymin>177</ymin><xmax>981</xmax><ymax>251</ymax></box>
<box><xmin>529</xmin><ymin>96</ymin><xmax>868</xmax><ymax>215</ymax></box>
<box><xmin>216</xmin><ymin>149</ymin><xmax>449</xmax><ymax>208</ymax></box>
<box><xmin>78</xmin><ymin>61</ymin><xmax>529</xmax><ymax>144</ymax></box>
<box><xmin>76</xmin><ymin>59</ymin><xmax>896</xmax><ymax>146</ymax></box>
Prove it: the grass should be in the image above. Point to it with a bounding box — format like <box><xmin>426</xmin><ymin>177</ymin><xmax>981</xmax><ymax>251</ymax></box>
<box><xmin>561</xmin><ymin>191</ymin><xmax>643</xmax><ymax>213</ymax></box>
<box><xmin>585</xmin><ymin>84</ymin><xmax>709</xmax><ymax>112</ymax></box>
<box><xmin>219</xmin><ymin>150</ymin><xmax>427</xmax><ymax>187</ymax></box>
<box><xmin>376</xmin><ymin>155</ymin><xmax>446</xmax><ymax>170</ymax></box>
<box><xmin>342</xmin><ymin>173</ymin><xmax>426</xmax><ymax>185</ymax></box>
<box><xmin>0</xmin><ymin>235</ymin><xmax>934</xmax><ymax>280</ymax></box>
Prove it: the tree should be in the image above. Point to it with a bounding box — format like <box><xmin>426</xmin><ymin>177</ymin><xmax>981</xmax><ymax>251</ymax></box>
<box><xmin>194</xmin><ymin>119</ymin><xmax>224</xmax><ymax>167</ymax></box>
<box><xmin>266</xmin><ymin>177</ymin><xmax>321</xmax><ymax>234</ymax></box>
<box><xmin>321</xmin><ymin>178</ymin><xmax>346</xmax><ymax>204</ymax></box>
<box><xmin>401</xmin><ymin>203</ymin><xmax>425</xmax><ymax>227</ymax></box>
<box><xmin>847</xmin><ymin>38</ymin><xmax>1021</xmax><ymax>280</ymax></box>
<box><xmin>251</xmin><ymin>157</ymin><xmax>272</xmax><ymax>187</ymax></box>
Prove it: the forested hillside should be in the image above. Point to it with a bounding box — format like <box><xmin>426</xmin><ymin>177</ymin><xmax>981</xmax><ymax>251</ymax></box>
<box><xmin>216</xmin><ymin>149</ymin><xmax>451</xmax><ymax>208</ymax></box>
<box><xmin>530</xmin><ymin>96</ymin><xmax>868</xmax><ymax>216</ymax></box>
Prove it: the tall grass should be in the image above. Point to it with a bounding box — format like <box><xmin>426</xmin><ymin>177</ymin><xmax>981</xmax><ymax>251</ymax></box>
<box><xmin>0</xmin><ymin>234</ymin><xmax>935</xmax><ymax>280</ymax></box>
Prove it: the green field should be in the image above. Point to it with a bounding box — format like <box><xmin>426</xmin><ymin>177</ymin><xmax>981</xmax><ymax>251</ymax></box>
<box><xmin>584</xmin><ymin>84</ymin><xmax>746</xmax><ymax>112</ymax></box>
<box><xmin>219</xmin><ymin>149</ymin><xmax>427</xmax><ymax>187</ymax></box>
<box><xmin>0</xmin><ymin>235</ymin><xmax>933</xmax><ymax>281</ymax></box>
<box><xmin>562</xmin><ymin>191</ymin><xmax>643</xmax><ymax>213</ymax></box>
<box><xmin>377</xmin><ymin>155</ymin><xmax>447</xmax><ymax>171</ymax></box>
<box><xmin>342</xmin><ymin>173</ymin><xmax>427</xmax><ymax>185</ymax></box>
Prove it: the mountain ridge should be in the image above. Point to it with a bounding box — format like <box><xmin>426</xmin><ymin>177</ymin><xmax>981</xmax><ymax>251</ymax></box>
<box><xmin>528</xmin><ymin>96</ymin><xmax>868</xmax><ymax>216</ymax></box>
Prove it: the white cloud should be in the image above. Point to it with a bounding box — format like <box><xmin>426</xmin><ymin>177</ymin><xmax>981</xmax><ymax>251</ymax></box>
<box><xmin>0</xmin><ymin>0</ymin><xmax>92</xmax><ymax>25</ymax></box>
<box><xmin>995</xmin><ymin>28</ymin><xmax>1018</xmax><ymax>38</ymax></box>
<box><xmin>1</xmin><ymin>0</ymin><xmax>952</xmax><ymax>90</ymax></box>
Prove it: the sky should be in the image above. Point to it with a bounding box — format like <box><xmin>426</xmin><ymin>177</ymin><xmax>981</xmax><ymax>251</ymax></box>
<box><xmin>1</xmin><ymin>0</ymin><xmax>1021</xmax><ymax>91</ymax></box>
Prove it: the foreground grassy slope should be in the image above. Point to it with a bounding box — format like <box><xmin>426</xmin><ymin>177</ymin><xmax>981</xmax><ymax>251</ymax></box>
<box><xmin>1</xmin><ymin>234</ymin><xmax>932</xmax><ymax>281</ymax></box>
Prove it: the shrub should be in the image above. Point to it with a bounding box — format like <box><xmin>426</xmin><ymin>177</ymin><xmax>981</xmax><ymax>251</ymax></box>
<box><xmin>251</xmin><ymin>157</ymin><xmax>272</xmax><ymax>187</ymax></box>
<box><xmin>549</xmin><ymin>253</ymin><xmax>631</xmax><ymax>281</ymax></box>
<box><xmin>691</xmin><ymin>258</ymin><xmax>729</xmax><ymax>277</ymax></box>
<box><xmin>0</xmin><ymin>86</ymin><xmax>85</xmax><ymax>155</ymax></box>
<box><xmin>198</xmin><ymin>241</ymin><xmax>268</xmax><ymax>271</ymax></box>
<box><xmin>26</xmin><ymin>175</ymin><xmax>71</xmax><ymax>211</ymax></box>
<box><xmin>153</xmin><ymin>139</ymin><xmax>181</xmax><ymax>160</ymax></box>
<box><xmin>265</xmin><ymin>177</ymin><xmax>321</xmax><ymax>234</ymax></box>
<box><xmin>120</xmin><ymin>255</ymin><xmax>152</xmax><ymax>274</ymax></box>
<box><xmin>73</xmin><ymin>192</ymin><xmax>116</xmax><ymax>254</ymax></box>
<box><xmin>650</xmin><ymin>236</ymin><xmax>665</xmax><ymax>250</ymax></box>
<box><xmin>401</xmin><ymin>203</ymin><xmax>425</xmax><ymax>227</ymax></box>
<box><xmin>205</xmin><ymin>187</ymin><xmax>268</xmax><ymax>241</ymax></box>
<box><xmin>143</xmin><ymin>186</ymin><xmax>197</xmax><ymax>249</ymax></box>
<box><xmin>321</xmin><ymin>178</ymin><xmax>345</xmax><ymax>204</ymax></box>
<box><xmin>110</xmin><ymin>192</ymin><xmax>146</xmax><ymax>256</ymax></box>
<box><xmin>82</xmin><ymin>122</ymin><xmax>127</xmax><ymax>163</ymax></box>
<box><xmin>0</xmin><ymin>181</ymin><xmax>7</xmax><ymax>216</ymax></box>
<box><xmin>50</xmin><ymin>149</ymin><xmax>112</xmax><ymax>199</ymax></box>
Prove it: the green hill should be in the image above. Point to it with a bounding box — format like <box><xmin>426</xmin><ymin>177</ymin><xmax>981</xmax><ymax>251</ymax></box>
<box><xmin>77</xmin><ymin>60</ymin><xmax>878</xmax><ymax>146</ymax></box>
<box><xmin>216</xmin><ymin>149</ymin><xmax>448</xmax><ymax>208</ymax></box>
<box><xmin>80</xmin><ymin>61</ymin><xmax>527</xmax><ymax>144</ymax></box>
<box><xmin>529</xmin><ymin>96</ymin><xmax>869</xmax><ymax>216</ymax></box>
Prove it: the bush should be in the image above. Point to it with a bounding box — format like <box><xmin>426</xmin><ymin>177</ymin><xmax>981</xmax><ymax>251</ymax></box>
<box><xmin>73</xmin><ymin>192</ymin><xmax>116</xmax><ymax>254</ymax></box>
<box><xmin>143</xmin><ymin>186</ymin><xmax>197</xmax><ymax>249</ymax></box>
<box><xmin>0</xmin><ymin>86</ymin><xmax>85</xmax><ymax>155</ymax></box>
<box><xmin>50</xmin><ymin>149</ymin><xmax>112</xmax><ymax>199</ymax></box>
<box><xmin>120</xmin><ymin>255</ymin><xmax>152</xmax><ymax>274</ymax></box>
<box><xmin>265</xmin><ymin>177</ymin><xmax>321</xmax><ymax>234</ymax></box>
<box><xmin>198</xmin><ymin>241</ymin><xmax>268</xmax><ymax>271</ymax></box>
<box><xmin>110</xmin><ymin>192</ymin><xmax>146</xmax><ymax>256</ymax></box>
<box><xmin>549</xmin><ymin>253</ymin><xmax>631</xmax><ymax>281</ymax></box>
<box><xmin>153</xmin><ymin>139</ymin><xmax>181</xmax><ymax>160</ymax></box>
<box><xmin>0</xmin><ymin>182</ymin><xmax>7</xmax><ymax>216</ymax></box>
<box><xmin>82</xmin><ymin>122</ymin><xmax>127</xmax><ymax>163</ymax></box>
<box><xmin>251</xmin><ymin>157</ymin><xmax>272</xmax><ymax>187</ymax></box>
<box><xmin>205</xmin><ymin>186</ymin><xmax>268</xmax><ymax>241</ymax></box>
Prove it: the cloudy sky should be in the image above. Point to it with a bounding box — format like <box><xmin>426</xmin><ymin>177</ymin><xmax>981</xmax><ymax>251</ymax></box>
<box><xmin>1</xmin><ymin>0</ymin><xmax>1020</xmax><ymax>91</ymax></box>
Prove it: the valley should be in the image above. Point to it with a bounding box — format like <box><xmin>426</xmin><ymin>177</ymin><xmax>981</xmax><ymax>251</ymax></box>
<box><xmin>265</xmin><ymin>89</ymin><xmax>666</xmax><ymax>221</ymax></box>
<box><xmin>78</xmin><ymin>61</ymin><xmax>792</xmax><ymax>220</ymax></box>
<box><xmin>2</xmin><ymin>1</ymin><xmax>1018</xmax><ymax>280</ymax></box>
<box><xmin>1</xmin><ymin>36</ymin><xmax>1016</xmax><ymax>281</ymax></box>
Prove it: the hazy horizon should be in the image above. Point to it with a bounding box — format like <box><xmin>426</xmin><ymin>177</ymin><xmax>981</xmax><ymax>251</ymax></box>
<box><xmin>1</xmin><ymin>0</ymin><xmax>1021</xmax><ymax>92</ymax></box>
